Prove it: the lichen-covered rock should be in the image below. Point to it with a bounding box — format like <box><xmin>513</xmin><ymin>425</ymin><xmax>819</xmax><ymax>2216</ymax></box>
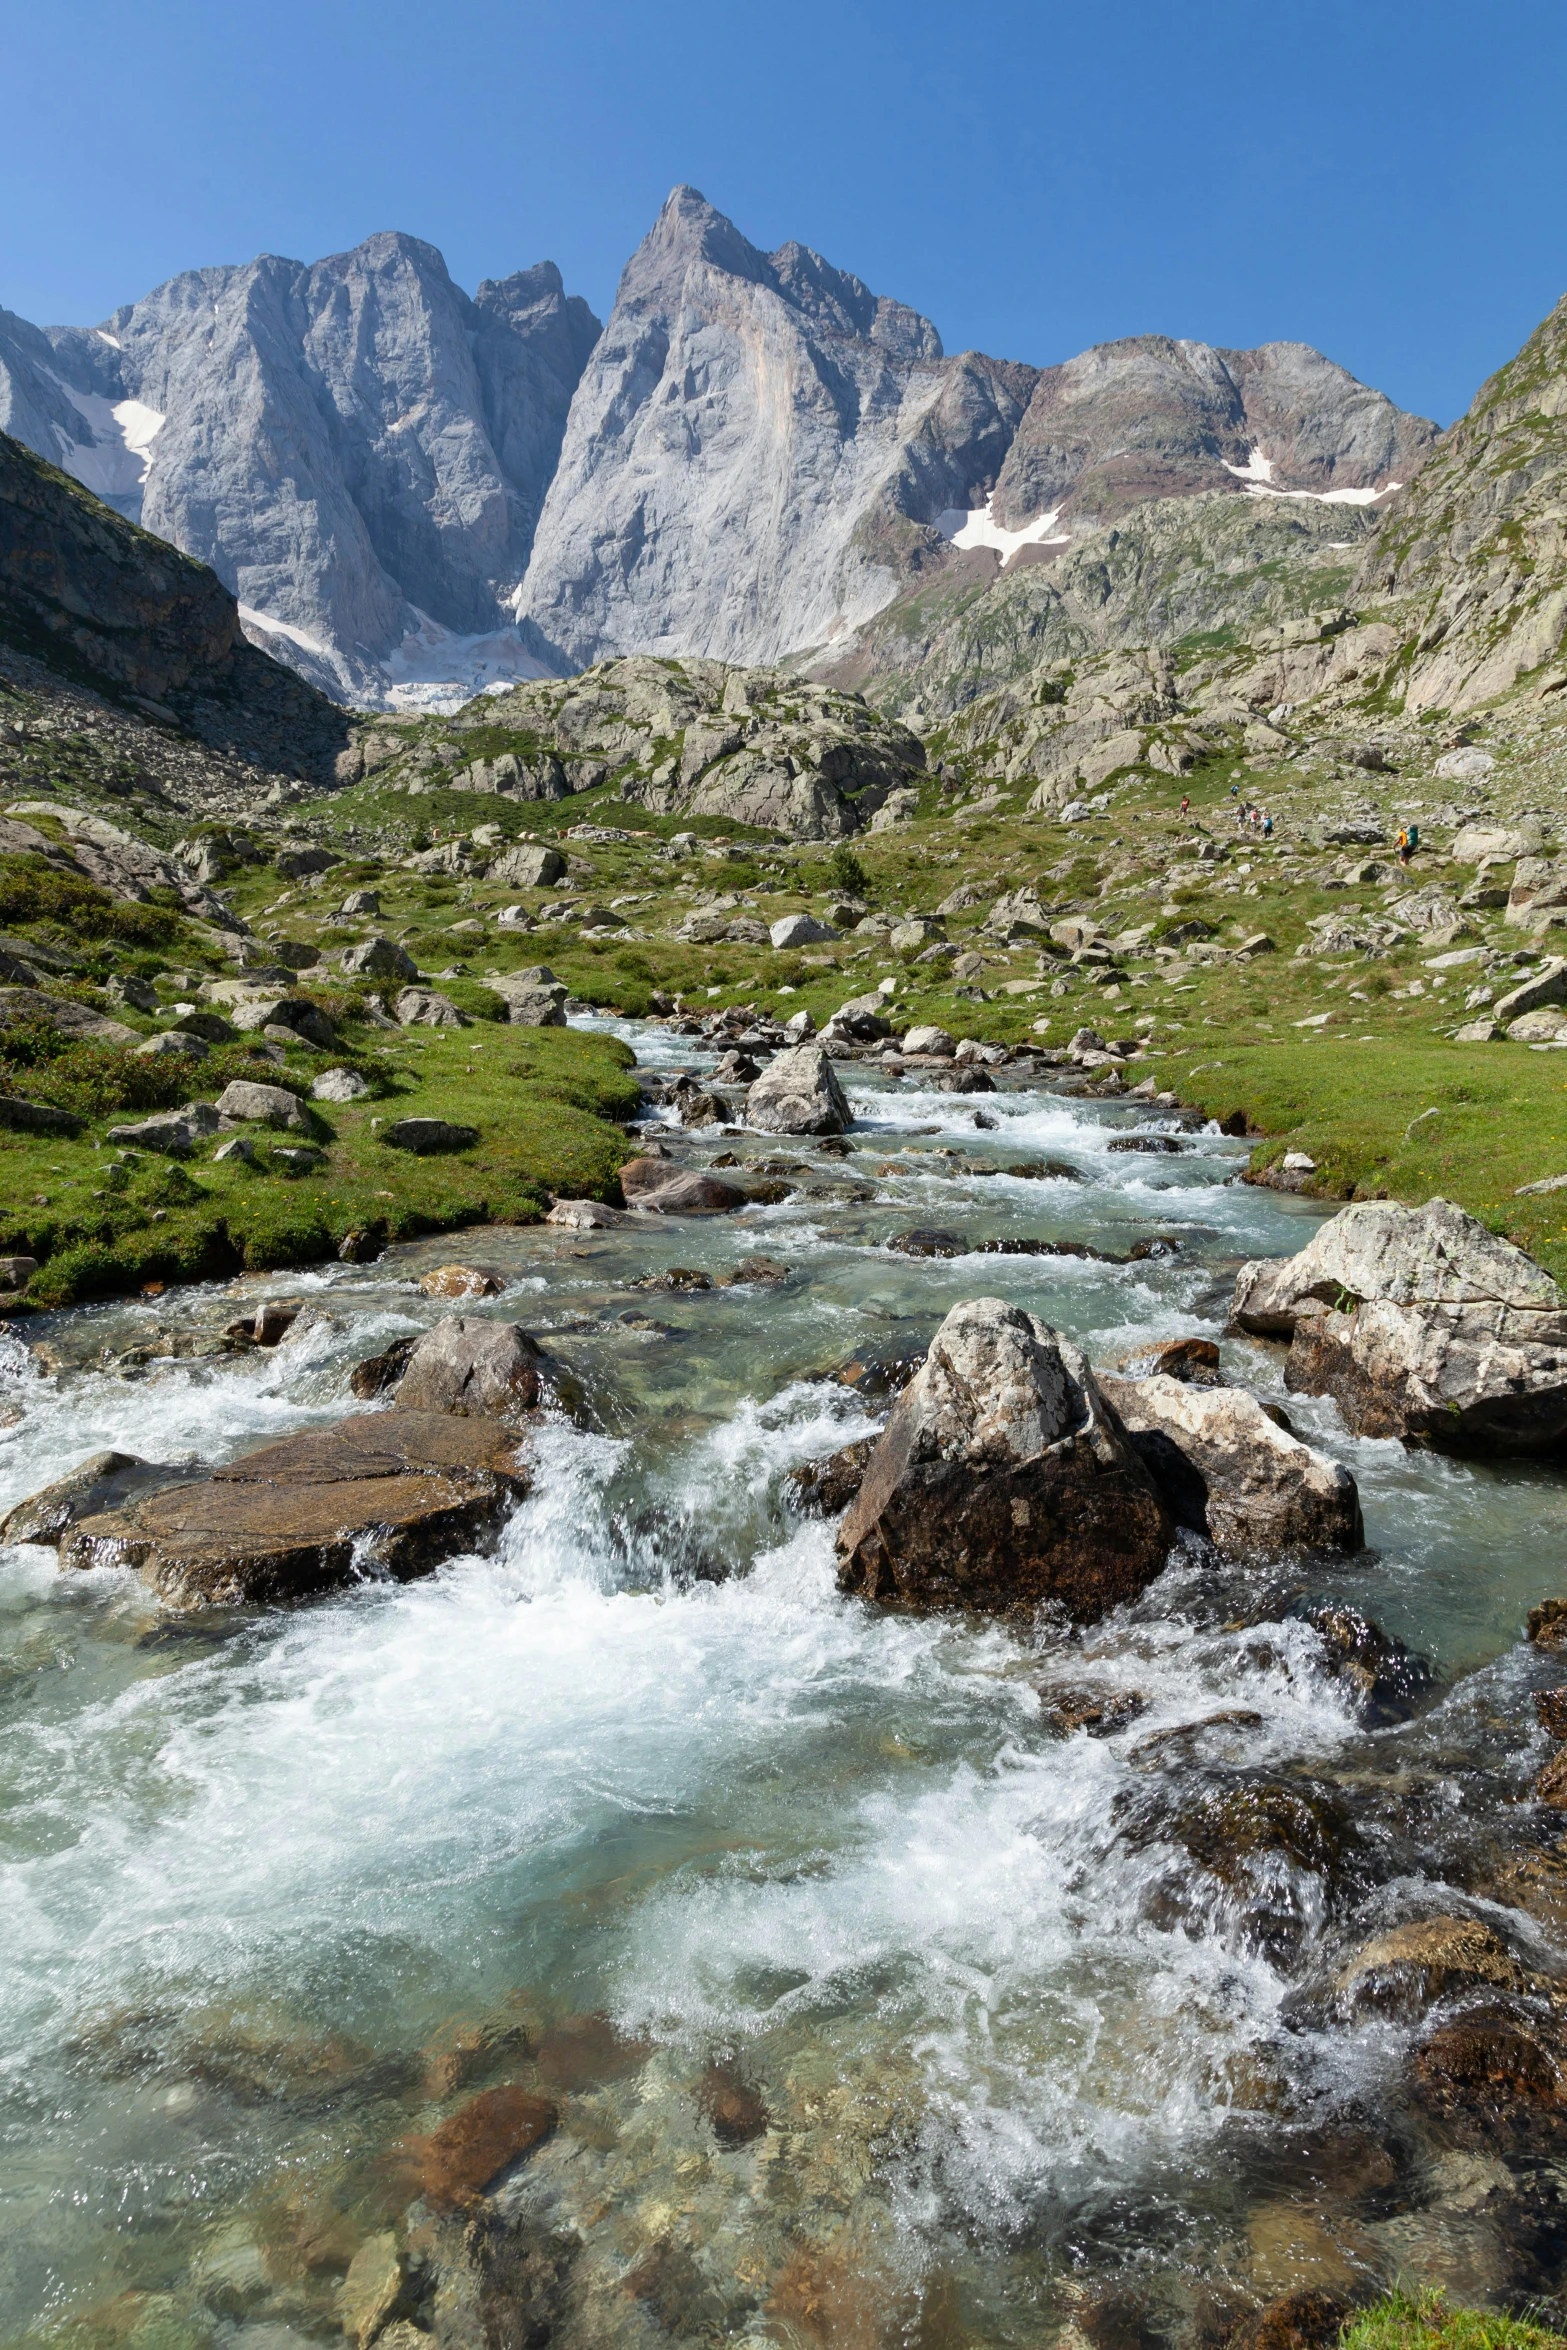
<box><xmin>215</xmin><ymin>1079</ymin><xmax>312</xmax><ymax>1132</ymax></box>
<box><xmin>745</xmin><ymin>1043</ymin><xmax>850</xmax><ymax>1136</ymax></box>
<box><xmin>340</xmin><ymin>936</ymin><xmax>419</xmax><ymax>983</ymax></box>
<box><xmin>1100</xmin><ymin>1373</ymin><xmax>1362</xmax><ymax>1555</ymax></box>
<box><xmin>836</xmin><ymin>1297</ymin><xmax>1171</xmax><ymax>1618</ymax></box>
<box><xmin>1231</xmin><ymin>1199</ymin><xmax>1567</xmax><ymax>1453</ymax></box>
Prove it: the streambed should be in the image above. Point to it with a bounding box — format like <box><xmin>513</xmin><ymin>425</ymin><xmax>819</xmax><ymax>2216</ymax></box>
<box><xmin>2</xmin><ymin>1022</ymin><xmax>1566</xmax><ymax>2348</ymax></box>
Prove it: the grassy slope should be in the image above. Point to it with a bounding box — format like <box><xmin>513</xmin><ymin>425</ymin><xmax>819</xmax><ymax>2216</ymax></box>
<box><xmin>0</xmin><ymin>1023</ymin><xmax>637</xmax><ymax>1307</ymax></box>
<box><xmin>291</xmin><ymin>730</ymin><xmax>1567</xmax><ymax>1273</ymax></box>
<box><xmin>1342</xmin><ymin>2294</ymin><xmax>1566</xmax><ymax>2350</ymax></box>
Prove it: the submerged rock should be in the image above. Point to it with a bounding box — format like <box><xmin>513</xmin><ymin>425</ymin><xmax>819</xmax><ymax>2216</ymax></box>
<box><xmin>836</xmin><ymin>1297</ymin><xmax>1172</xmax><ymax>1619</ymax></box>
<box><xmin>1296</xmin><ymin>1601</ymin><xmax>1434</xmax><ymax>1722</ymax></box>
<box><xmin>54</xmin><ymin>1409</ymin><xmax>531</xmax><ymax>1607</ymax></box>
<box><xmin>745</xmin><ymin>1043</ymin><xmax>850</xmax><ymax>1136</ymax></box>
<box><xmin>1100</xmin><ymin>1374</ymin><xmax>1363</xmax><ymax>1556</ymax></box>
<box><xmin>1231</xmin><ymin>1199</ymin><xmax>1567</xmax><ymax>1453</ymax></box>
<box><xmin>421</xmin><ymin>2083</ymin><xmax>557</xmax><ymax>2210</ymax></box>
<box><xmin>1336</xmin><ymin>1917</ymin><xmax>1524</xmax><ymax>2018</ymax></box>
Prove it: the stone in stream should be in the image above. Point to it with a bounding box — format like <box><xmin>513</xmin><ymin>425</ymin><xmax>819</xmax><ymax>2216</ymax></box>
<box><xmin>420</xmin><ymin>1264</ymin><xmax>509</xmax><ymax>1300</ymax></box>
<box><xmin>836</xmin><ymin>1298</ymin><xmax>1172</xmax><ymax>1619</ymax></box>
<box><xmin>1099</xmin><ymin>1375</ymin><xmax>1363</xmax><ymax>1557</ymax></box>
<box><xmin>52</xmin><ymin>1410</ymin><xmax>531</xmax><ymax>1607</ymax></box>
<box><xmin>543</xmin><ymin>1197</ymin><xmax>637</xmax><ymax>1229</ymax></box>
<box><xmin>393</xmin><ymin>1319</ymin><xmax>555</xmax><ymax>1424</ymax></box>
<box><xmin>785</xmin><ymin>1436</ymin><xmax>878</xmax><ymax>1517</ymax></box>
<box><xmin>1296</xmin><ymin>1602</ymin><xmax>1433</xmax><ymax>1723</ymax></box>
<box><xmin>1335</xmin><ymin>1918</ymin><xmax>1524</xmax><ymax>2019</ymax></box>
<box><xmin>617</xmin><ymin>1155</ymin><xmax>745</xmax><ymax>1214</ymax></box>
<box><xmin>0</xmin><ymin>1448</ymin><xmax>195</xmax><ymax>1546</ymax></box>
<box><xmin>935</xmin><ymin>1066</ymin><xmax>996</xmax><ymax>1094</ymax></box>
<box><xmin>338</xmin><ymin>2233</ymin><xmax>410</xmax><ymax>2348</ymax></box>
<box><xmin>420</xmin><ymin>2083</ymin><xmax>557</xmax><ymax>2210</ymax></box>
<box><xmin>744</xmin><ymin>1043</ymin><xmax>850</xmax><ymax>1136</ymax></box>
<box><xmin>1230</xmin><ymin>1198</ymin><xmax>1567</xmax><ymax>1453</ymax></box>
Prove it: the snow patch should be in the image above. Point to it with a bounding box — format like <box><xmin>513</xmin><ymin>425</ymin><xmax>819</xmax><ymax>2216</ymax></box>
<box><xmin>237</xmin><ymin>605</ymin><xmax>335</xmax><ymax>663</ymax></box>
<box><xmin>48</xmin><ymin>379</ymin><xmax>165</xmax><ymax>516</ymax></box>
<box><xmin>935</xmin><ymin>493</ymin><xmax>1070</xmax><ymax>566</ymax></box>
<box><xmin>93</xmin><ymin>329</ymin><xmax>122</xmax><ymax>350</ymax></box>
<box><xmin>377</xmin><ymin>608</ymin><xmax>557</xmax><ymax>715</ymax></box>
<box><xmin>1223</xmin><ymin>446</ymin><xmax>1400</xmax><ymax>508</ymax></box>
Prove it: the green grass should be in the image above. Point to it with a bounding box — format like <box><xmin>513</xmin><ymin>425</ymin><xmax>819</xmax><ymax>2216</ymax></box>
<box><xmin>0</xmin><ymin>1024</ymin><xmax>638</xmax><ymax>1308</ymax></box>
<box><xmin>1341</xmin><ymin>2290</ymin><xmax>1565</xmax><ymax>2350</ymax></box>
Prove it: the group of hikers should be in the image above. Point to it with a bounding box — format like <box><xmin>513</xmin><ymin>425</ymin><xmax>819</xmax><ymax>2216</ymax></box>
<box><xmin>1171</xmin><ymin>787</ymin><xmax>1420</xmax><ymax>865</ymax></box>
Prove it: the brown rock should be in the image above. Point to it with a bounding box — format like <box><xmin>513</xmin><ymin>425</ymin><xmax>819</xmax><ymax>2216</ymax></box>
<box><xmin>1415</xmin><ymin>2011</ymin><xmax>1565</xmax><ymax>2110</ymax></box>
<box><xmin>836</xmin><ymin>1298</ymin><xmax>1171</xmax><ymax>1620</ymax></box>
<box><xmin>784</xmin><ymin>1436</ymin><xmax>877</xmax><ymax>1517</ymax></box>
<box><xmin>1530</xmin><ymin>1598</ymin><xmax>1567</xmax><ymax>1648</ymax></box>
<box><xmin>0</xmin><ymin>1448</ymin><xmax>171</xmax><ymax>1546</ymax></box>
<box><xmin>1538</xmin><ymin>1688</ymin><xmax>1567</xmax><ymax>1738</ymax></box>
<box><xmin>619</xmin><ymin>1153</ymin><xmax>682</xmax><ymax>1199</ymax></box>
<box><xmin>534</xmin><ymin>2012</ymin><xmax>649</xmax><ymax>2092</ymax></box>
<box><xmin>421</xmin><ymin>1995</ymin><xmax>541</xmax><ymax>2099</ymax></box>
<box><xmin>421</xmin><ymin>2085</ymin><xmax>556</xmax><ymax>2210</ymax></box>
<box><xmin>1335</xmin><ymin>1917</ymin><xmax>1523</xmax><ymax>2016</ymax></box>
<box><xmin>1036</xmin><ymin>1686</ymin><xmax>1148</xmax><ymax>1737</ymax></box>
<box><xmin>1225</xmin><ymin>2288</ymin><xmax>1352</xmax><ymax>2350</ymax></box>
<box><xmin>349</xmin><ymin>1337</ymin><xmax>416</xmax><ymax>1399</ymax></box>
<box><xmin>338</xmin><ymin>2233</ymin><xmax>408</xmax><ymax>2348</ymax></box>
<box><xmin>419</xmin><ymin>1265</ymin><xmax>508</xmax><ymax>1301</ymax></box>
<box><xmin>696</xmin><ymin>2062</ymin><xmax>769</xmax><ymax>2148</ymax></box>
<box><xmin>718</xmin><ymin>1255</ymin><xmax>790</xmax><ymax>1286</ymax></box>
<box><xmin>57</xmin><ymin>1410</ymin><xmax>530</xmax><ymax>1607</ymax></box>
<box><xmin>1537</xmin><ymin>1748</ymin><xmax>1567</xmax><ymax>1808</ymax></box>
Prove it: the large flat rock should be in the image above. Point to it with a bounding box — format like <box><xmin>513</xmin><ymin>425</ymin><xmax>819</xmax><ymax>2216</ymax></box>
<box><xmin>59</xmin><ymin>1409</ymin><xmax>531</xmax><ymax>1608</ymax></box>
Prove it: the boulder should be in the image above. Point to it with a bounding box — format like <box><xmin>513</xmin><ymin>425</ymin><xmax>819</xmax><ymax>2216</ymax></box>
<box><xmin>340</xmin><ymin>937</ymin><xmax>419</xmax><ymax>983</ymax></box>
<box><xmin>900</xmin><ymin>1024</ymin><xmax>956</xmax><ymax>1057</ymax></box>
<box><xmin>133</xmin><ymin>1030</ymin><xmax>209</xmax><ymax>1061</ymax></box>
<box><xmin>1494</xmin><ymin>959</ymin><xmax>1567</xmax><ymax>1020</ymax></box>
<box><xmin>421</xmin><ymin>2084</ymin><xmax>556</xmax><ymax>2210</ymax></box>
<box><xmin>1230</xmin><ymin>1199</ymin><xmax>1567</xmax><ymax>1452</ymax></box>
<box><xmin>1099</xmin><ymin>1375</ymin><xmax>1363</xmax><ymax>1556</ymax></box>
<box><xmin>55</xmin><ymin>1410</ymin><xmax>531</xmax><ymax>1607</ymax></box>
<box><xmin>0</xmin><ymin>1094</ymin><xmax>83</xmax><ymax>1137</ymax></box>
<box><xmin>106</xmin><ymin>1103</ymin><xmax>221</xmax><ymax>1156</ymax></box>
<box><xmin>215</xmin><ymin>1080</ymin><xmax>312</xmax><ymax>1132</ymax></box>
<box><xmin>382</xmin><ymin>1117</ymin><xmax>479</xmax><ymax>1154</ymax></box>
<box><xmin>228</xmin><ymin>994</ymin><xmax>336</xmax><ymax>1049</ymax></box>
<box><xmin>769</xmin><ymin>913</ymin><xmax>839</xmax><ymax>949</ymax></box>
<box><xmin>745</xmin><ymin>1043</ymin><xmax>850</xmax><ymax>1136</ymax></box>
<box><xmin>339</xmin><ymin>888</ymin><xmax>381</xmax><ymax>917</ymax></box>
<box><xmin>394</xmin><ymin>987</ymin><xmax>466</xmax><ymax>1028</ymax></box>
<box><xmin>489</xmin><ymin>972</ymin><xmax>568</xmax><ymax>1026</ymax></box>
<box><xmin>1336</xmin><ymin>1918</ymin><xmax>1523</xmax><ymax>2018</ymax></box>
<box><xmin>487</xmin><ymin>843</ymin><xmax>565</xmax><ymax>889</ymax></box>
<box><xmin>543</xmin><ymin>1197</ymin><xmax>636</xmax><ymax>1228</ymax></box>
<box><xmin>419</xmin><ymin>1264</ymin><xmax>508</xmax><ymax>1300</ymax></box>
<box><xmin>393</xmin><ymin>1319</ymin><xmax>552</xmax><ymax>1423</ymax></box>
<box><xmin>629</xmin><ymin>1170</ymin><xmax>746</xmax><ymax>1215</ymax></box>
<box><xmin>312</xmin><ymin>1067</ymin><xmax>372</xmax><ymax>1102</ymax></box>
<box><xmin>0</xmin><ymin>986</ymin><xmax>134</xmax><ymax>1043</ymax></box>
<box><xmin>835</xmin><ymin>1298</ymin><xmax>1172</xmax><ymax>1618</ymax></box>
<box><xmin>1</xmin><ymin>1449</ymin><xmax>185</xmax><ymax>1545</ymax></box>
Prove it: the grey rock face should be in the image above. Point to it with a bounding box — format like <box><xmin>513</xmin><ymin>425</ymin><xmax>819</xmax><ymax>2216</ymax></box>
<box><xmin>519</xmin><ymin>187</ymin><xmax>1036</xmax><ymax>671</ymax></box>
<box><xmin>3</xmin><ymin>237</ymin><xmax>600</xmax><ymax>706</ymax></box>
<box><xmin>744</xmin><ymin>1044</ymin><xmax>850</xmax><ymax>1135</ymax></box>
<box><xmin>993</xmin><ymin>334</ymin><xmax>1435</xmax><ymax>532</ymax></box>
<box><xmin>1101</xmin><ymin>1373</ymin><xmax>1363</xmax><ymax>1555</ymax></box>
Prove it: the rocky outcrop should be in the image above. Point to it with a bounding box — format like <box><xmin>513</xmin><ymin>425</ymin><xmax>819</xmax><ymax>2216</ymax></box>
<box><xmin>836</xmin><ymin>1297</ymin><xmax>1172</xmax><ymax>1617</ymax></box>
<box><xmin>1101</xmin><ymin>1373</ymin><xmax>1363</xmax><ymax>1554</ymax></box>
<box><xmin>47</xmin><ymin>1410</ymin><xmax>531</xmax><ymax>1606</ymax></box>
<box><xmin>1361</xmin><ymin>289</ymin><xmax>1567</xmax><ymax>712</ymax></box>
<box><xmin>745</xmin><ymin>1043</ymin><xmax>850</xmax><ymax>1135</ymax></box>
<box><xmin>1231</xmin><ymin>1199</ymin><xmax>1567</xmax><ymax>1453</ymax></box>
<box><xmin>0</xmin><ymin>431</ymin><xmax>349</xmax><ymax>779</ymax></box>
<box><xmin>408</xmin><ymin>655</ymin><xmax>926</xmax><ymax>840</ymax></box>
<box><xmin>3</xmin><ymin>234</ymin><xmax>601</xmax><ymax>707</ymax></box>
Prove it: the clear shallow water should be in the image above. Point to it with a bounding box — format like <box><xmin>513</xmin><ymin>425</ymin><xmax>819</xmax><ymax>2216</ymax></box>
<box><xmin>1</xmin><ymin>1028</ymin><xmax>1565</xmax><ymax>2346</ymax></box>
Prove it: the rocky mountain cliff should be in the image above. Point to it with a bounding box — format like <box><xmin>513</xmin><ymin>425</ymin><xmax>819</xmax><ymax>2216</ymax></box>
<box><xmin>1358</xmin><ymin>290</ymin><xmax>1567</xmax><ymax>713</ymax></box>
<box><xmin>516</xmin><ymin>186</ymin><xmax>1038</xmax><ymax>672</ymax></box>
<box><xmin>0</xmin><ymin>429</ymin><xmax>350</xmax><ymax>782</ymax></box>
<box><xmin>0</xmin><ymin>236</ymin><xmax>600</xmax><ymax>707</ymax></box>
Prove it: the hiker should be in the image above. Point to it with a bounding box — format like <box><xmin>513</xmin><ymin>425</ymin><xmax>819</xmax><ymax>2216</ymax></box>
<box><xmin>1262</xmin><ymin>811</ymin><xmax>1273</xmax><ymax>838</ymax></box>
<box><xmin>1396</xmin><ymin>825</ymin><xmax>1412</xmax><ymax>865</ymax></box>
<box><xmin>1180</xmin><ymin>793</ymin><xmax>1190</xmax><ymax>817</ymax></box>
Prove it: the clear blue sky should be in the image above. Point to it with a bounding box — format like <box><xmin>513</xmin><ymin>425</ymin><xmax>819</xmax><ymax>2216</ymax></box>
<box><xmin>3</xmin><ymin>0</ymin><xmax>1564</xmax><ymax>426</ymax></box>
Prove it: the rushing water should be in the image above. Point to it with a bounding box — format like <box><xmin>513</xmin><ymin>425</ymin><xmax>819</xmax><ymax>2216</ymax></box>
<box><xmin>2</xmin><ymin>1025</ymin><xmax>1566</xmax><ymax>2348</ymax></box>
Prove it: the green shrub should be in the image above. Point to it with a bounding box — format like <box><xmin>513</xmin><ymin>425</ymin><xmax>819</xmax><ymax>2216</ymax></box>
<box><xmin>0</xmin><ymin>853</ymin><xmax>180</xmax><ymax>945</ymax></box>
